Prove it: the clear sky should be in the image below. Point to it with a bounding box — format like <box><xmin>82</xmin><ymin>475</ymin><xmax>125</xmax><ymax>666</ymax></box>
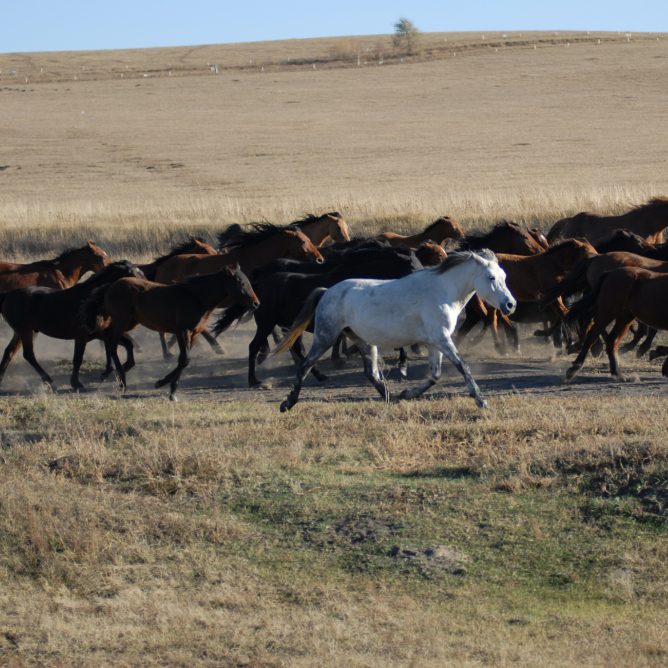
<box><xmin>4</xmin><ymin>0</ymin><xmax>667</xmax><ymax>53</ymax></box>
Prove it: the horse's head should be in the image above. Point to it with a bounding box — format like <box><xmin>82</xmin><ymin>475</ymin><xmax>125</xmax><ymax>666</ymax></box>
<box><xmin>472</xmin><ymin>251</ymin><xmax>516</xmax><ymax>316</ymax></box>
<box><xmin>528</xmin><ymin>228</ymin><xmax>550</xmax><ymax>250</ymax></box>
<box><xmin>437</xmin><ymin>216</ymin><xmax>466</xmax><ymax>242</ymax></box>
<box><xmin>415</xmin><ymin>242</ymin><xmax>447</xmax><ymax>266</ymax></box>
<box><xmin>85</xmin><ymin>241</ymin><xmax>111</xmax><ymax>272</ymax></box>
<box><xmin>289</xmin><ymin>230</ymin><xmax>324</xmax><ymax>264</ymax></box>
<box><xmin>327</xmin><ymin>213</ymin><xmax>351</xmax><ymax>242</ymax></box>
<box><xmin>189</xmin><ymin>236</ymin><xmax>217</xmax><ymax>255</ymax></box>
<box><xmin>224</xmin><ymin>264</ymin><xmax>260</xmax><ymax>310</ymax></box>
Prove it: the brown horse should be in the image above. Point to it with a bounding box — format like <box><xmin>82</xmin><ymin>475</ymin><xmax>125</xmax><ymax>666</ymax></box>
<box><xmin>547</xmin><ymin>197</ymin><xmax>668</xmax><ymax>245</ymax></box>
<box><xmin>83</xmin><ymin>265</ymin><xmax>259</xmax><ymax>401</ymax></box>
<box><xmin>497</xmin><ymin>239</ymin><xmax>597</xmax><ymax>334</ymax></box>
<box><xmin>290</xmin><ymin>212</ymin><xmax>350</xmax><ymax>246</ymax></box>
<box><xmin>564</xmin><ymin>267</ymin><xmax>668</xmax><ymax>381</ymax></box>
<box><xmin>455</xmin><ymin>222</ymin><xmax>553</xmax><ymax>352</ymax></box>
<box><xmin>0</xmin><ymin>241</ymin><xmax>110</xmax><ymax>291</ymax></box>
<box><xmin>0</xmin><ymin>261</ymin><xmax>142</xmax><ymax>391</ymax></box>
<box><xmin>376</xmin><ymin>217</ymin><xmax>466</xmax><ymax>248</ymax></box>
<box><xmin>155</xmin><ymin>224</ymin><xmax>323</xmax><ymax>285</ymax></box>
<box><xmin>415</xmin><ymin>242</ymin><xmax>447</xmax><ymax>265</ymax></box>
<box><xmin>540</xmin><ymin>251</ymin><xmax>668</xmax><ymax>355</ymax></box>
<box><xmin>138</xmin><ymin>236</ymin><xmax>217</xmax><ymax>281</ymax></box>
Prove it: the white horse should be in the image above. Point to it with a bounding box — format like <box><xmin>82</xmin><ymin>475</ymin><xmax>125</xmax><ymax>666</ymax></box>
<box><xmin>275</xmin><ymin>250</ymin><xmax>516</xmax><ymax>412</ymax></box>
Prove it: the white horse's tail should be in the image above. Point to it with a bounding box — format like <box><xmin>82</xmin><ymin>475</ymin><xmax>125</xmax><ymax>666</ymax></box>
<box><xmin>273</xmin><ymin>288</ymin><xmax>327</xmax><ymax>358</ymax></box>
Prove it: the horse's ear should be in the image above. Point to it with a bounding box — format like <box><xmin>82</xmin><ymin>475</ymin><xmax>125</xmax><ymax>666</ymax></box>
<box><xmin>88</xmin><ymin>240</ymin><xmax>94</xmax><ymax>246</ymax></box>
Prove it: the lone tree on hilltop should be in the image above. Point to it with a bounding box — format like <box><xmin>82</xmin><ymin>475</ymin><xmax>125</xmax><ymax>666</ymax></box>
<box><xmin>393</xmin><ymin>17</ymin><xmax>421</xmax><ymax>54</ymax></box>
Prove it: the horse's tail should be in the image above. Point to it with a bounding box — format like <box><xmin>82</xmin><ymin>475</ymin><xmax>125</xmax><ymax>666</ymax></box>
<box><xmin>546</xmin><ymin>217</ymin><xmax>570</xmax><ymax>243</ymax></box>
<box><xmin>564</xmin><ymin>272</ymin><xmax>607</xmax><ymax>328</ymax></box>
<box><xmin>272</xmin><ymin>288</ymin><xmax>327</xmax><ymax>358</ymax></box>
<box><xmin>539</xmin><ymin>255</ymin><xmax>593</xmax><ymax>306</ymax></box>
<box><xmin>80</xmin><ymin>283</ymin><xmax>112</xmax><ymax>334</ymax></box>
<box><xmin>211</xmin><ymin>302</ymin><xmax>250</xmax><ymax>337</ymax></box>
<box><xmin>0</xmin><ymin>292</ymin><xmax>8</xmax><ymax>316</ymax></box>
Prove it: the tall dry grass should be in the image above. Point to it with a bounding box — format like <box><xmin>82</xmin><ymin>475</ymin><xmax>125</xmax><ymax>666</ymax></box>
<box><xmin>0</xmin><ymin>183</ymin><xmax>663</xmax><ymax>261</ymax></box>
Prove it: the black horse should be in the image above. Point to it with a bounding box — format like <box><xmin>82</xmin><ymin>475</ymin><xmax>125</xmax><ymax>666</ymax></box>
<box><xmin>213</xmin><ymin>246</ymin><xmax>422</xmax><ymax>387</ymax></box>
<box><xmin>0</xmin><ymin>261</ymin><xmax>142</xmax><ymax>391</ymax></box>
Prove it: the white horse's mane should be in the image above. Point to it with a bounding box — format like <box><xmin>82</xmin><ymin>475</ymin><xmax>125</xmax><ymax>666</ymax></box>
<box><xmin>434</xmin><ymin>249</ymin><xmax>498</xmax><ymax>274</ymax></box>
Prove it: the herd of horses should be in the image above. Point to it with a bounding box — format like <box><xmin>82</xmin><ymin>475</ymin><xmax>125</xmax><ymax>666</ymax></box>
<box><xmin>1</xmin><ymin>198</ymin><xmax>668</xmax><ymax>407</ymax></box>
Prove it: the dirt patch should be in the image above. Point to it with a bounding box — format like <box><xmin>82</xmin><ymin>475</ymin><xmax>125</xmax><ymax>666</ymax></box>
<box><xmin>331</xmin><ymin>517</ymin><xmax>395</xmax><ymax>544</ymax></box>
<box><xmin>389</xmin><ymin>544</ymin><xmax>472</xmax><ymax>574</ymax></box>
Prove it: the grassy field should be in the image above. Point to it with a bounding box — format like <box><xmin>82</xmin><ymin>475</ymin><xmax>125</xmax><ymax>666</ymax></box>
<box><xmin>1</xmin><ymin>31</ymin><xmax>668</xmax><ymax>667</ymax></box>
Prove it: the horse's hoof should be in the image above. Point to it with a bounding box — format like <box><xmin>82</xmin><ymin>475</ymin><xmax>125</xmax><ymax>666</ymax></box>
<box><xmin>162</xmin><ymin>354</ymin><xmax>174</xmax><ymax>361</ymax></box>
<box><xmin>476</xmin><ymin>398</ymin><xmax>490</xmax><ymax>409</ymax></box>
<box><xmin>249</xmin><ymin>380</ymin><xmax>262</xmax><ymax>388</ymax></box>
<box><xmin>399</xmin><ymin>367</ymin><xmax>408</xmax><ymax>378</ymax></box>
<box><xmin>316</xmin><ymin>374</ymin><xmax>329</xmax><ymax>383</ymax></box>
<box><xmin>214</xmin><ymin>347</ymin><xmax>226</xmax><ymax>357</ymax></box>
<box><xmin>280</xmin><ymin>400</ymin><xmax>291</xmax><ymax>412</ymax></box>
<box><xmin>169</xmin><ymin>394</ymin><xmax>178</xmax><ymax>402</ymax></box>
<box><xmin>332</xmin><ymin>358</ymin><xmax>346</xmax><ymax>368</ymax></box>
<box><xmin>155</xmin><ymin>380</ymin><xmax>163</xmax><ymax>389</ymax></box>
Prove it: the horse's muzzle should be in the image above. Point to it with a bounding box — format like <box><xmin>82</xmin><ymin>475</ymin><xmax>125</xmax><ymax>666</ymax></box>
<box><xmin>501</xmin><ymin>301</ymin><xmax>516</xmax><ymax>316</ymax></box>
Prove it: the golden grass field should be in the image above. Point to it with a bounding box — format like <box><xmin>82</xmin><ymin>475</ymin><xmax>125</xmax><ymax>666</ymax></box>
<box><xmin>1</xmin><ymin>31</ymin><xmax>668</xmax><ymax>667</ymax></box>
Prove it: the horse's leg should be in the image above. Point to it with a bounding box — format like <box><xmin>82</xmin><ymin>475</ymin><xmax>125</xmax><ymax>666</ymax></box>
<box><xmin>434</xmin><ymin>331</ymin><xmax>489</xmax><ymax>409</ymax></box>
<box><xmin>397</xmin><ymin>346</ymin><xmax>443</xmax><ymax>400</ymax></box>
<box><xmin>344</xmin><ymin>332</ymin><xmax>393</xmax><ymax>403</ymax></box>
<box><xmin>397</xmin><ymin>347</ymin><xmax>409</xmax><ymax>378</ymax></box>
<box><xmin>70</xmin><ymin>338</ymin><xmax>87</xmax><ymax>390</ymax></box>
<box><xmin>125</xmin><ymin>333</ymin><xmax>143</xmax><ymax>353</ymax></box>
<box><xmin>155</xmin><ymin>330</ymin><xmax>190</xmax><ymax>402</ymax></box>
<box><xmin>605</xmin><ymin>313</ymin><xmax>637</xmax><ymax>381</ymax></box>
<box><xmin>280</xmin><ymin>329</ymin><xmax>342</xmax><ymax>412</ymax></box>
<box><xmin>330</xmin><ymin>333</ymin><xmax>347</xmax><ymax>367</ymax></box>
<box><xmin>119</xmin><ymin>335</ymin><xmax>136</xmax><ymax>373</ymax></box>
<box><xmin>287</xmin><ymin>335</ymin><xmax>328</xmax><ymax>382</ymax></box>
<box><xmin>0</xmin><ymin>332</ymin><xmax>23</xmax><ymax>384</ymax></box>
<box><xmin>454</xmin><ymin>305</ymin><xmax>482</xmax><ymax>347</ymax></box>
<box><xmin>636</xmin><ymin>327</ymin><xmax>659</xmax><ymax>358</ymax></box>
<box><xmin>565</xmin><ymin>316</ymin><xmax>616</xmax><ymax>380</ymax></box>
<box><xmin>618</xmin><ymin>321</ymin><xmax>647</xmax><ymax>355</ymax></box>
<box><xmin>22</xmin><ymin>331</ymin><xmax>55</xmax><ymax>390</ymax></box>
<box><xmin>159</xmin><ymin>333</ymin><xmax>174</xmax><ymax>360</ymax></box>
<box><xmin>201</xmin><ymin>329</ymin><xmax>226</xmax><ymax>356</ymax></box>
<box><xmin>248</xmin><ymin>329</ymin><xmax>270</xmax><ymax>387</ymax></box>
<box><xmin>105</xmin><ymin>329</ymin><xmax>128</xmax><ymax>391</ymax></box>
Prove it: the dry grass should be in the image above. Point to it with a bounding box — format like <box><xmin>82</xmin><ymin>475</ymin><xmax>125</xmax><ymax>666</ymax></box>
<box><xmin>0</xmin><ymin>392</ymin><xmax>667</xmax><ymax>666</ymax></box>
<box><xmin>2</xmin><ymin>33</ymin><xmax>668</xmax><ymax>259</ymax></box>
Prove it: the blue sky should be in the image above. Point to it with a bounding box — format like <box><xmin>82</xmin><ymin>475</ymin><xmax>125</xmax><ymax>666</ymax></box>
<box><xmin>4</xmin><ymin>1</ymin><xmax>667</xmax><ymax>53</ymax></box>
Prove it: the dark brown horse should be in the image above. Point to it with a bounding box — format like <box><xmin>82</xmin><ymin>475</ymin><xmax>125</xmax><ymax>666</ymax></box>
<box><xmin>0</xmin><ymin>242</ymin><xmax>110</xmax><ymax>291</ymax></box>
<box><xmin>376</xmin><ymin>217</ymin><xmax>465</xmax><ymax>248</ymax></box>
<box><xmin>155</xmin><ymin>224</ymin><xmax>323</xmax><ymax>285</ymax></box>
<box><xmin>547</xmin><ymin>197</ymin><xmax>668</xmax><ymax>245</ymax></box>
<box><xmin>83</xmin><ymin>265</ymin><xmax>259</xmax><ymax>401</ymax></box>
<box><xmin>0</xmin><ymin>261</ymin><xmax>142</xmax><ymax>391</ymax></box>
<box><xmin>564</xmin><ymin>267</ymin><xmax>668</xmax><ymax>381</ymax></box>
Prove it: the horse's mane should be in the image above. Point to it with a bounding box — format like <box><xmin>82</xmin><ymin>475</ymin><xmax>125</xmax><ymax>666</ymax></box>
<box><xmin>537</xmin><ymin>238</ymin><xmax>588</xmax><ymax>258</ymax></box>
<box><xmin>292</xmin><ymin>212</ymin><xmax>342</xmax><ymax>227</ymax></box>
<box><xmin>216</xmin><ymin>223</ymin><xmax>243</xmax><ymax>249</ymax></box>
<box><xmin>631</xmin><ymin>196</ymin><xmax>668</xmax><ymax>213</ymax></box>
<box><xmin>152</xmin><ymin>237</ymin><xmax>211</xmax><ymax>263</ymax></box>
<box><xmin>83</xmin><ymin>260</ymin><xmax>136</xmax><ymax>287</ymax></box>
<box><xmin>217</xmin><ymin>222</ymin><xmax>295</xmax><ymax>251</ymax></box>
<box><xmin>31</xmin><ymin>246</ymin><xmax>85</xmax><ymax>268</ymax></box>
<box><xmin>435</xmin><ymin>250</ymin><xmax>497</xmax><ymax>275</ymax></box>
<box><xmin>460</xmin><ymin>221</ymin><xmax>522</xmax><ymax>249</ymax></box>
